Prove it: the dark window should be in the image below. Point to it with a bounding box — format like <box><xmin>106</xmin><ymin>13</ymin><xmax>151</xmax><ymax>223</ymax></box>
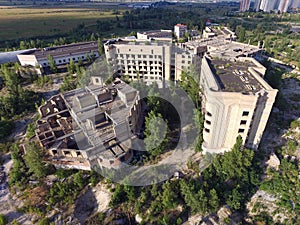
<box><xmin>206</xmin><ymin>120</ymin><xmax>211</xmax><ymax>125</ymax></box>
<box><xmin>238</xmin><ymin>128</ymin><xmax>245</xmax><ymax>133</ymax></box>
<box><xmin>73</xmin><ymin>58</ymin><xmax>75</xmax><ymax>61</ymax></box>
<box><xmin>82</xmin><ymin>56</ymin><xmax>84</xmax><ymax>59</ymax></box>
<box><xmin>58</xmin><ymin>60</ymin><xmax>62</xmax><ymax>63</ymax></box>
<box><xmin>240</xmin><ymin>120</ymin><xmax>247</xmax><ymax>125</ymax></box>
<box><xmin>205</xmin><ymin>128</ymin><xmax>210</xmax><ymax>133</ymax></box>
<box><xmin>242</xmin><ymin>111</ymin><xmax>249</xmax><ymax>116</ymax></box>
<box><xmin>52</xmin><ymin>150</ymin><xmax>58</xmax><ymax>155</ymax></box>
<box><xmin>63</xmin><ymin>59</ymin><xmax>66</xmax><ymax>62</ymax></box>
<box><xmin>207</xmin><ymin>112</ymin><xmax>212</xmax><ymax>117</ymax></box>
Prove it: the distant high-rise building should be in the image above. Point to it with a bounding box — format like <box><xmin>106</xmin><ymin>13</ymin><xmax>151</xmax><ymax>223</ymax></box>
<box><xmin>254</xmin><ymin>0</ymin><xmax>262</xmax><ymax>11</ymax></box>
<box><xmin>261</xmin><ymin>0</ymin><xmax>276</xmax><ymax>12</ymax></box>
<box><xmin>291</xmin><ymin>0</ymin><xmax>300</xmax><ymax>8</ymax></box>
<box><xmin>240</xmin><ymin>0</ymin><xmax>251</xmax><ymax>12</ymax></box>
<box><xmin>259</xmin><ymin>0</ymin><xmax>267</xmax><ymax>11</ymax></box>
<box><xmin>278</xmin><ymin>0</ymin><xmax>291</xmax><ymax>12</ymax></box>
<box><xmin>256</xmin><ymin>0</ymin><xmax>285</xmax><ymax>12</ymax></box>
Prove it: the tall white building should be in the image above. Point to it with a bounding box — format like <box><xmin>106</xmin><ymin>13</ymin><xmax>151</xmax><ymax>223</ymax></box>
<box><xmin>291</xmin><ymin>0</ymin><xmax>300</xmax><ymax>8</ymax></box>
<box><xmin>278</xmin><ymin>0</ymin><xmax>292</xmax><ymax>12</ymax></box>
<box><xmin>254</xmin><ymin>0</ymin><xmax>262</xmax><ymax>11</ymax></box>
<box><xmin>291</xmin><ymin>0</ymin><xmax>300</xmax><ymax>9</ymax></box>
<box><xmin>256</xmin><ymin>0</ymin><xmax>294</xmax><ymax>12</ymax></box>
<box><xmin>200</xmin><ymin>55</ymin><xmax>277</xmax><ymax>153</ymax></box>
<box><xmin>240</xmin><ymin>0</ymin><xmax>251</xmax><ymax>12</ymax></box>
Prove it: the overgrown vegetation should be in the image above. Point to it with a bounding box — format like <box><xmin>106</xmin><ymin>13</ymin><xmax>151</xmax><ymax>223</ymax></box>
<box><xmin>106</xmin><ymin>136</ymin><xmax>262</xmax><ymax>224</ymax></box>
<box><xmin>0</xmin><ymin>63</ymin><xmax>40</xmax><ymax>119</ymax></box>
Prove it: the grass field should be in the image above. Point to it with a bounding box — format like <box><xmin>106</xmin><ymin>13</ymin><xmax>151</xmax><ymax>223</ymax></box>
<box><xmin>0</xmin><ymin>6</ymin><xmax>122</xmax><ymax>41</ymax></box>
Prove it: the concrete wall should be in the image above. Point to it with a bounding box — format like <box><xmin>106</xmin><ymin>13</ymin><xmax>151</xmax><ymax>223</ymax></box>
<box><xmin>200</xmin><ymin>56</ymin><xmax>277</xmax><ymax>153</ymax></box>
<box><xmin>17</xmin><ymin>54</ymin><xmax>38</xmax><ymax>67</ymax></box>
<box><xmin>105</xmin><ymin>42</ymin><xmax>194</xmax><ymax>83</ymax></box>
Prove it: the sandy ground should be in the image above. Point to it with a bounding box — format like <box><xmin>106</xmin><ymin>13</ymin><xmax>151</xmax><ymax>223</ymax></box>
<box><xmin>74</xmin><ymin>183</ymin><xmax>112</xmax><ymax>224</ymax></box>
<box><xmin>0</xmin><ymin>153</ymin><xmax>34</xmax><ymax>224</ymax></box>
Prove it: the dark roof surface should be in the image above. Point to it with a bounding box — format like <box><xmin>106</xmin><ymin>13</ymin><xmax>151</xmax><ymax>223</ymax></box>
<box><xmin>208</xmin><ymin>58</ymin><xmax>263</xmax><ymax>92</ymax></box>
<box><xmin>20</xmin><ymin>41</ymin><xmax>98</xmax><ymax>60</ymax></box>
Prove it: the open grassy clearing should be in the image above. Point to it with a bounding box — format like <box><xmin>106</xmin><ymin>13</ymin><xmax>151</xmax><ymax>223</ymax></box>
<box><xmin>0</xmin><ymin>7</ymin><xmax>123</xmax><ymax>41</ymax></box>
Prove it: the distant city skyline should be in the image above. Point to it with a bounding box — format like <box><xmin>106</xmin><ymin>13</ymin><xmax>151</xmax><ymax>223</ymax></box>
<box><xmin>244</xmin><ymin>0</ymin><xmax>300</xmax><ymax>12</ymax></box>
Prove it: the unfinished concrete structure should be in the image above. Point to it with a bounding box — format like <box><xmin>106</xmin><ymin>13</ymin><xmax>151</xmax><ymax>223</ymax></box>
<box><xmin>200</xmin><ymin>55</ymin><xmax>278</xmax><ymax>153</ymax></box>
<box><xmin>104</xmin><ymin>40</ymin><xmax>194</xmax><ymax>85</ymax></box>
<box><xmin>36</xmin><ymin>79</ymin><xmax>142</xmax><ymax>170</ymax></box>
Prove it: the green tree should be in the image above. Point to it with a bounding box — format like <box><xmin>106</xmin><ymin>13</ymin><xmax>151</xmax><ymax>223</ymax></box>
<box><xmin>235</xmin><ymin>25</ymin><xmax>246</xmax><ymax>42</ymax></box>
<box><xmin>226</xmin><ymin>188</ymin><xmax>243</xmax><ymax>210</ymax></box>
<box><xmin>0</xmin><ymin>120</ymin><xmax>14</xmax><ymax>142</ymax></box>
<box><xmin>144</xmin><ymin>111</ymin><xmax>169</xmax><ymax>158</ymax></box>
<box><xmin>24</xmin><ymin>142</ymin><xmax>48</xmax><ymax>179</ymax></box>
<box><xmin>97</xmin><ymin>38</ymin><xmax>104</xmax><ymax>55</ymax></box>
<box><xmin>26</xmin><ymin>123</ymin><xmax>36</xmax><ymax>138</ymax></box>
<box><xmin>9</xmin><ymin>144</ymin><xmax>28</xmax><ymax>187</ymax></box>
<box><xmin>193</xmin><ymin>108</ymin><xmax>204</xmax><ymax>152</ymax></box>
<box><xmin>47</xmin><ymin>54</ymin><xmax>57</xmax><ymax>73</ymax></box>
<box><xmin>37</xmin><ymin>217</ymin><xmax>50</xmax><ymax>225</ymax></box>
<box><xmin>162</xmin><ymin>181</ymin><xmax>178</xmax><ymax>209</ymax></box>
<box><xmin>2</xmin><ymin>66</ymin><xmax>19</xmax><ymax>95</ymax></box>
<box><xmin>0</xmin><ymin>214</ymin><xmax>7</xmax><ymax>225</ymax></box>
<box><xmin>67</xmin><ymin>58</ymin><xmax>76</xmax><ymax>75</ymax></box>
<box><xmin>208</xmin><ymin>188</ymin><xmax>219</xmax><ymax>212</ymax></box>
<box><xmin>74</xmin><ymin>171</ymin><xmax>85</xmax><ymax>189</ymax></box>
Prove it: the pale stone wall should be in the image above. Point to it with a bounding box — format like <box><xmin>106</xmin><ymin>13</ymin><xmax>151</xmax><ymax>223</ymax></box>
<box><xmin>200</xmin><ymin>56</ymin><xmax>278</xmax><ymax>153</ymax></box>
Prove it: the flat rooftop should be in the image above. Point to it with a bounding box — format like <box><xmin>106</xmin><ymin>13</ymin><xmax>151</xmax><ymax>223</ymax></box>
<box><xmin>139</xmin><ymin>30</ymin><xmax>172</xmax><ymax>38</ymax></box>
<box><xmin>106</xmin><ymin>39</ymin><xmax>171</xmax><ymax>47</ymax></box>
<box><xmin>208</xmin><ymin>58</ymin><xmax>263</xmax><ymax>92</ymax></box>
<box><xmin>20</xmin><ymin>41</ymin><xmax>98</xmax><ymax>60</ymax></box>
<box><xmin>208</xmin><ymin>41</ymin><xmax>260</xmax><ymax>58</ymax></box>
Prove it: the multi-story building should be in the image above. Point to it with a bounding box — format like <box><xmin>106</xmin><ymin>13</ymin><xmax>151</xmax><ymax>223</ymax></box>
<box><xmin>256</xmin><ymin>0</ymin><xmax>293</xmax><ymax>12</ymax></box>
<box><xmin>291</xmin><ymin>0</ymin><xmax>300</xmax><ymax>8</ymax></box>
<box><xmin>35</xmin><ymin>79</ymin><xmax>142</xmax><ymax>170</ymax></box>
<box><xmin>104</xmin><ymin>40</ymin><xmax>194</xmax><ymax>85</ymax></box>
<box><xmin>278</xmin><ymin>0</ymin><xmax>292</xmax><ymax>12</ymax></box>
<box><xmin>174</xmin><ymin>24</ymin><xmax>188</xmax><ymax>39</ymax></box>
<box><xmin>254</xmin><ymin>0</ymin><xmax>262</xmax><ymax>11</ymax></box>
<box><xmin>240</xmin><ymin>0</ymin><xmax>251</xmax><ymax>12</ymax></box>
<box><xmin>200</xmin><ymin>55</ymin><xmax>277</xmax><ymax>153</ymax></box>
<box><xmin>17</xmin><ymin>41</ymin><xmax>99</xmax><ymax>74</ymax></box>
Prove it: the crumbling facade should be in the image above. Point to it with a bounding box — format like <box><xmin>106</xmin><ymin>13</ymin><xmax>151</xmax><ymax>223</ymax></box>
<box><xmin>36</xmin><ymin>79</ymin><xmax>142</xmax><ymax>170</ymax></box>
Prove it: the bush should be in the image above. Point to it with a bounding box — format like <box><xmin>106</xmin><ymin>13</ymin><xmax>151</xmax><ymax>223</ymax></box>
<box><xmin>0</xmin><ymin>214</ymin><xmax>7</xmax><ymax>225</ymax></box>
<box><xmin>37</xmin><ymin>217</ymin><xmax>50</xmax><ymax>225</ymax></box>
<box><xmin>0</xmin><ymin>120</ymin><xmax>14</xmax><ymax>142</ymax></box>
<box><xmin>26</xmin><ymin>123</ymin><xmax>36</xmax><ymax>138</ymax></box>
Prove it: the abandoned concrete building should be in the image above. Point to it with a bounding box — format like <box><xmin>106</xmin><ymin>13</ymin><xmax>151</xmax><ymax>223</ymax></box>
<box><xmin>35</xmin><ymin>79</ymin><xmax>142</xmax><ymax>170</ymax></box>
